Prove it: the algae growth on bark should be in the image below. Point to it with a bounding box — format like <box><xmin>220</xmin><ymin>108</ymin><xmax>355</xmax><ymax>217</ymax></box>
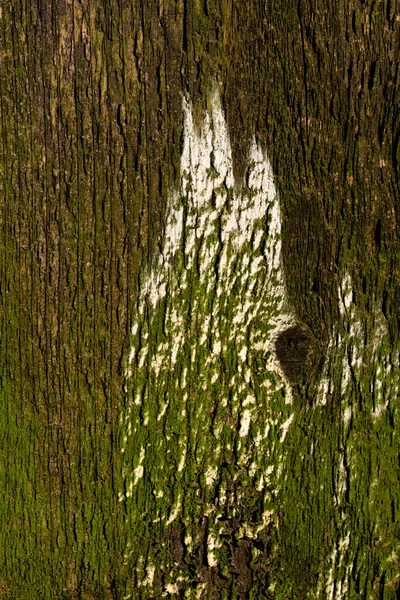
<box><xmin>120</xmin><ymin>92</ymin><xmax>400</xmax><ymax>599</ymax></box>
<box><xmin>1</xmin><ymin>0</ymin><xmax>400</xmax><ymax>598</ymax></box>
<box><xmin>121</xmin><ymin>91</ymin><xmax>297</xmax><ymax>597</ymax></box>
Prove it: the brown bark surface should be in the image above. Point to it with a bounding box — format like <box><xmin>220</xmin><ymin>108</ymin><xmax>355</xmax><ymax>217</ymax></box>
<box><xmin>1</xmin><ymin>1</ymin><xmax>399</xmax><ymax>598</ymax></box>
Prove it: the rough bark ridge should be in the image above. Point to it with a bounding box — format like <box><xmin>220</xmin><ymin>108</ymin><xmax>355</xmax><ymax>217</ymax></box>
<box><xmin>0</xmin><ymin>0</ymin><xmax>399</xmax><ymax>598</ymax></box>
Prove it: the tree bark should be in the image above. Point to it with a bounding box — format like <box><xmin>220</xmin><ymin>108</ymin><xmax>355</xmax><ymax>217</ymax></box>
<box><xmin>1</xmin><ymin>1</ymin><xmax>399</xmax><ymax>599</ymax></box>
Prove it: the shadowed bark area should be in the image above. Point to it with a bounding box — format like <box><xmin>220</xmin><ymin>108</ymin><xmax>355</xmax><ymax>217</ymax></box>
<box><xmin>0</xmin><ymin>0</ymin><xmax>399</xmax><ymax>598</ymax></box>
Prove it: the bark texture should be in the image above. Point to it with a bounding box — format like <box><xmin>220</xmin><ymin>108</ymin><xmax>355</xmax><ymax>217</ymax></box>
<box><xmin>0</xmin><ymin>1</ymin><xmax>399</xmax><ymax>599</ymax></box>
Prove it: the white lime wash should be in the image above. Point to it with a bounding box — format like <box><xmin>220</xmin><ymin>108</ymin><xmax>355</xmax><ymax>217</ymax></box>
<box><xmin>120</xmin><ymin>91</ymin><xmax>400</xmax><ymax>598</ymax></box>
<box><xmin>120</xmin><ymin>90</ymin><xmax>298</xmax><ymax>596</ymax></box>
<box><xmin>309</xmin><ymin>272</ymin><xmax>400</xmax><ymax>600</ymax></box>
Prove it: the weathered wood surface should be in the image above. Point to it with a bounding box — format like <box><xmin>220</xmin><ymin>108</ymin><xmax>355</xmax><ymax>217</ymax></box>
<box><xmin>0</xmin><ymin>1</ymin><xmax>399</xmax><ymax>598</ymax></box>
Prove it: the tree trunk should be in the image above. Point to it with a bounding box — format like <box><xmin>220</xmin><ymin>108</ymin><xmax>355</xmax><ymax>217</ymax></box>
<box><xmin>1</xmin><ymin>1</ymin><xmax>399</xmax><ymax>599</ymax></box>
